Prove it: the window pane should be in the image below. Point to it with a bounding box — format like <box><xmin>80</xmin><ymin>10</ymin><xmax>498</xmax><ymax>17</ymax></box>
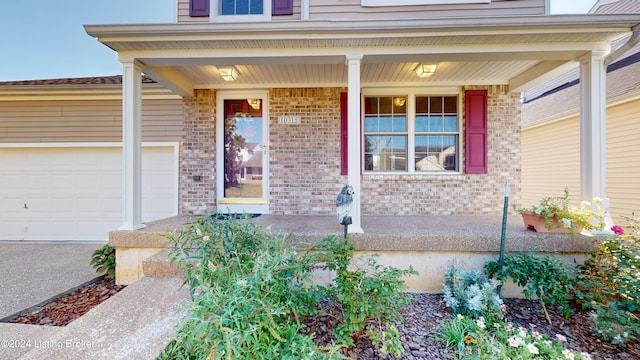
<box><xmin>416</xmin><ymin>115</ymin><xmax>428</xmax><ymax>132</ymax></box>
<box><xmin>365</xmin><ymin>97</ymin><xmax>377</xmax><ymax>115</ymax></box>
<box><xmin>364</xmin><ymin>116</ymin><xmax>378</xmax><ymax>132</ymax></box>
<box><xmin>250</xmin><ymin>0</ymin><xmax>263</xmax><ymax>14</ymax></box>
<box><xmin>237</xmin><ymin>0</ymin><xmax>249</xmax><ymax>14</ymax></box>
<box><xmin>428</xmin><ymin>116</ymin><xmax>443</xmax><ymax>132</ymax></box>
<box><xmin>416</xmin><ymin>96</ymin><xmax>428</xmax><ymax>113</ymax></box>
<box><xmin>393</xmin><ymin>116</ymin><xmax>407</xmax><ymax>132</ymax></box>
<box><xmin>415</xmin><ymin>135</ymin><xmax>458</xmax><ymax>171</ymax></box>
<box><xmin>393</xmin><ymin>96</ymin><xmax>407</xmax><ymax>113</ymax></box>
<box><xmin>379</xmin><ymin>97</ymin><xmax>393</xmax><ymax>114</ymax></box>
<box><xmin>221</xmin><ymin>0</ymin><xmax>234</xmax><ymax>14</ymax></box>
<box><xmin>444</xmin><ymin>96</ymin><xmax>457</xmax><ymax>113</ymax></box>
<box><xmin>444</xmin><ymin>116</ymin><xmax>458</xmax><ymax>132</ymax></box>
<box><xmin>364</xmin><ymin>135</ymin><xmax>407</xmax><ymax>171</ymax></box>
<box><xmin>430</xmin><ymin>96</ymin><xmax>443</xmax><ymax>113</ymax></box>
<box><xmin>379</xmin><ymin>116</ymin><xmax>393</xmax><ymax>132</ymax></box>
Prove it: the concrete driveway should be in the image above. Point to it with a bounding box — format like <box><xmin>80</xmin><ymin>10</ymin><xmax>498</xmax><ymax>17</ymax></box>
<box><xmin>0</xmin><ymin>243</ymin><xmax>102</xmax><ymax>319</ymax></box>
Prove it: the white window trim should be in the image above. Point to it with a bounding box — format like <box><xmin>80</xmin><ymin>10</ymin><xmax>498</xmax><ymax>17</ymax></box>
<box><xmin>361</xmin><ymin>89</ymin><xmax>463</xmax><ymax>175</ymax></box>
<box><xmin>362</xmin><ymin>0</ymin><xmax>490</xmax><ymax>6</ymax></box>
<box><xmin>210</xmin><ymin>0</ymin><xmax>272</xmax><ymax>22</ymax></box>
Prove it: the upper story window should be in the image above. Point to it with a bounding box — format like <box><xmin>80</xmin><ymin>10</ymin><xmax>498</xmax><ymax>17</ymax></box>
<box><xmin>364</xmin><ymin>94</ymin><xmax>460</xmax><ymax>173</ymax></box>
<box><xmin>220</xmin><ymin>0</ymin><xmax>264</xmax><ymax>15</ymax></box>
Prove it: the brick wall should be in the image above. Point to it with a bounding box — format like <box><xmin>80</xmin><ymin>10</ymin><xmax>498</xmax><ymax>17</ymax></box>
<box><xmin>361</xmin><ymin>85</ymin><xmax>521</xmax><ymax>216</ymax></box>
<box><xmin>269</xmin><ymin>88</ymin><xmax>347</xmax><ymax>215</ymax></box>
<box><xmin>180</xmin><ymin>89</ymin><xmax>216</xmax><ymax>215</ymax></box>
<box><xmin>179</xmin><ymin>86</ymin><xmax>521</xmax><ymax>216</ymax></box>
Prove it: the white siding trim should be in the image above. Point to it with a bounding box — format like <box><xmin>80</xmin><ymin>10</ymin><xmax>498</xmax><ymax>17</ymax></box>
<box><xmin>0</xmin><ymin>142</ymin><xmax>179</xmax><ymax>149</ymax></box>
<box><xmin>362</xmin><ymin>0</ymin><xmax>490</xmax><ymax>6</ymax></box>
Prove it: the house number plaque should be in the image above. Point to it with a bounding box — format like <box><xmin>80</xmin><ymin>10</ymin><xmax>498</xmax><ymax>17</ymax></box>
<box><xmin>278</xmin><ymin>116</ymin><xmax>301</xmax><ymax>124</ymax></box>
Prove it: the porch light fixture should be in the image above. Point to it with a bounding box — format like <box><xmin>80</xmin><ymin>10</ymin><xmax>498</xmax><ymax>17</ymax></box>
<box><xmin>218</xmin><ymin>67</ymin><xmax>237</xmax><ymax>81</ymax></box>
<box><xmin>415</xmin><ymin>63</ymin><xmax>437</xmax><ymax>78</ymax></box>
<box><xmin>247</xmin><ymin>98</ymin><xmax>261</xmax><ymax>110</ymax></box>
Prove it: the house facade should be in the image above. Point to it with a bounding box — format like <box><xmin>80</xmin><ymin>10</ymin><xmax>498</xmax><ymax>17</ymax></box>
<box><xmin>521</xmin><ymin>0</ymin><xmax>640</xmax><ymax>226</ymax></box>
<box><xmin>2</xmin><ymin>1</ymin><xmax>639</xmax><ymax>241</ymax></box>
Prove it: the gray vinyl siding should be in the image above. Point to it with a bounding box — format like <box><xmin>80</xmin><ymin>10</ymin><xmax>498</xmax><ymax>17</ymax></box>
<box><xmin>0</xmin><ymin>99</ymin><xmax>183</xmax><ymax>143</ymax></box>
<box><xmin>177</xmin><ymin>0</ymin><xmax>545</xmax><ymax>22</ymax></box>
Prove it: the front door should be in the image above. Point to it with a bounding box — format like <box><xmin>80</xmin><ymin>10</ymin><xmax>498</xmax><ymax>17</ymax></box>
<box><xmin>216</xmin><ymin>91</ymin><xmax>269</xmax><ymax>214</ymax></box>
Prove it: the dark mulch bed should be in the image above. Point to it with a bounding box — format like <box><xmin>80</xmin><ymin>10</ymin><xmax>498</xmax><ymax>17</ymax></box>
<box><xmin>303</xmin><ymin>293</ymin><xmax>640</xmax><ymax>360</ymax></box>
<box><xmin>3</xmin><ymin>276</ymin><xmax>125</xmax><ymax>327</ymax></box>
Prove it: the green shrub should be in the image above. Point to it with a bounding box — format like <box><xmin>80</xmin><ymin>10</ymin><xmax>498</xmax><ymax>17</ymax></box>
<box><xmin>89</xmin><ymin>244</ymin><xmax>116</xmax><ymax>279</ymax></box>
<box><xmin>159</xmin><ymin>217</ymin><xmax>416</xmax><ymax>359</ymax></box>
<box><xmin>486</xmin><ymin>252</ymin><xmax>577</xmax><ymax>318</ymax></box>
<box><xmin>441</xmin><ymin>266</ymin><xmax>504</xmax><ymax>321</ymax></box>
<box><xmin>574</xmin><ymin>217</ymin><xmax>640</xmax><ymax>345</ymax></box>
<box><xmin>159</xmin><ymin>216</ymin><xmax>333</xmax><ymax>360</ymax></box>
<box><xmin>313</xmin><ymin>235</ymin><xmax>418</xmax><ymax>356</ymax></box>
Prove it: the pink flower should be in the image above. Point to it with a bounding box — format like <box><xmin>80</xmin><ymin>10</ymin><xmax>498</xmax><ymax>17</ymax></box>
<box><xmin>611</xmin><ymin>225</ymin><xmax>624</xmax><ymax>235</ymax></box>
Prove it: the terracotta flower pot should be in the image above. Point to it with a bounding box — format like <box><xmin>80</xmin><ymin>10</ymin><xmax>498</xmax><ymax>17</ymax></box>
<box><xmin>520</xmin><ymin>212</ymin><xmax>583</xmax><ymax>234</ymax></box>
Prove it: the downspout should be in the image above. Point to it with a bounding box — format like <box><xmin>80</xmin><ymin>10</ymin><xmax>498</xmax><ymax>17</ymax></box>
<box><xmin>605</xmin><ymin>24</ymin><xmax>640</xmax><ymax>66</ymax></box>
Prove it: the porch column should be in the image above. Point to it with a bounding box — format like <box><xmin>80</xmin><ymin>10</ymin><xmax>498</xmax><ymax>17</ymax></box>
<box><xmin>346</xmin><ymin>54</ymin><xmax>364</xmax><ymax>233</ymax></box>
<box><xmin>579</xmin><ymin>51</ymin><xmax>613</xmax><ymax>231</ymax></box>
<box><xmin>120</xmin><ymin>57</ymin><xmax>145</xmax><ymax>230</ymax></box>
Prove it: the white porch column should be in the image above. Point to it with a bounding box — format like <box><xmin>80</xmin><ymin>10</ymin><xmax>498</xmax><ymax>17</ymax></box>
<box><xmin>346</xmin><ymin>54</ymin><xmax>364</xmax><ymax>233</ymax></box>
<box><xmin>120</xmin><ymin>58</ymin><xmax>145</xmax><ymax>230</ymax></box>
<box><xmin>579</xmin><ymin>51</ymin><xmax>613</xmax><ymax>231</ymax></box>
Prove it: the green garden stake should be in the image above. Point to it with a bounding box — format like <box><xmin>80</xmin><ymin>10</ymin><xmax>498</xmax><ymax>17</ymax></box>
<box><xmin>497</xmin><ymin>181</ymin><xmax>510</xmax><ymax>295</ymax></box>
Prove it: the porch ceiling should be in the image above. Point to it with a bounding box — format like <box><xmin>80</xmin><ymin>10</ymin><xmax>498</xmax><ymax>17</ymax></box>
<box><xmin>85</xmin><ymin>14</ymin><xmax>640</xmax><ymax>95</ymax></box>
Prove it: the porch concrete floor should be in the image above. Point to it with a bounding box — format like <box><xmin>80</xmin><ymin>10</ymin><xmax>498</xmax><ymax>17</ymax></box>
<box><xmin>121</xmin><ymin>214</ymin><xmax>597</xmax><ymax>254</ymax></box>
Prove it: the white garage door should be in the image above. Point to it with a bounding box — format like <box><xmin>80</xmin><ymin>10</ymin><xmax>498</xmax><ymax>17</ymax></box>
<box><xmin>0</xmin><ymin>144</ymin><xmax>178</xmax><ymax>241</ymax></box>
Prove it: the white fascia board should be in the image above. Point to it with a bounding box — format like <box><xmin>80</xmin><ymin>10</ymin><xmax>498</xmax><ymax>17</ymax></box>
<box><xmin>362</xmin><ymin>0</ymin><xmax>489</xmax><ymax>6</ymax></box>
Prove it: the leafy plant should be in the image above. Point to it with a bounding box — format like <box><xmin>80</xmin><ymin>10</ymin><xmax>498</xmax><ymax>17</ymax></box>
<box><xmin>437</xmin><ymin>314</ymin><xmax>593</xmax><ymax>360</ymax></box>
<box><xmin>517</xmin><ymin>188</ymin><xmax>604</xmax><ymax>235</ymax></box>
<box><xmin>441</xmin><ymin>266</ymin><xmax>504</xmax><ymax>321</ymax></box>
<box><xmin>89</xmin><ymin>244</ymin><xmax>116</xmax><ymax>279</ymax></box>
<box><xmin>486</xmin><ymin>252</ymin><xmax>577</xmax><ymax>320</ymax></box>
<box><xmin>313</xmin><ymin>235</ymin><xmax>417</xmax><ymax>356</ymax></box>
<box><xmin>159</xmin><ymin>216</ymin><xmax>335</xmax><ymax>359</ymax></box>
<box><xmin>574</xmin><ymin>217</ymin><xmax>640</xmax><ymax>345</ymax></box>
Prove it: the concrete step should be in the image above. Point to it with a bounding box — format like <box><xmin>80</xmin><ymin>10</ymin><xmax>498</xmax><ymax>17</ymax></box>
<box><xmin>142</xmin><ymin>249</ymin><xmax>184</xmax><ymax>278</ymax></box>
<box><xmin>17</xmin><ymin>277</ymin><xmax>190</xmax><ymax>360</ymax></box>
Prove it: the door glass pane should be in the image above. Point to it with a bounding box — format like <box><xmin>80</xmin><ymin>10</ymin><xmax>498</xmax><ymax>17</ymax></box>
<box><xmin>224</xmin><ymin>99</ymin><xmax>263</xmax><ymax>198</ymax></box>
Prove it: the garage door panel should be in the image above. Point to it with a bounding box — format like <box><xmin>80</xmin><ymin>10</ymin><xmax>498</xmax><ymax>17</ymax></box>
<box><xmin>0</xmin><ymin>146</ymin><xmax>177</xmax><ymax>241</ymax></box>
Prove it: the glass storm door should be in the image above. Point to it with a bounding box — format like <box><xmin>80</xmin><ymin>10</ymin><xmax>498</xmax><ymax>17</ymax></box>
<box><xmin>216</xmin><ymin>93</ymin><xmax>269</xmax><ymax>214</ymax></box>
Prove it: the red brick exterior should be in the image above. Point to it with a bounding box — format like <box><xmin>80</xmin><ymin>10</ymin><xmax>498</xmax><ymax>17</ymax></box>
<box><xmin>178</xmin><ymin>85</ymin><xmax>521</xmax><ymax>216</ymax></box>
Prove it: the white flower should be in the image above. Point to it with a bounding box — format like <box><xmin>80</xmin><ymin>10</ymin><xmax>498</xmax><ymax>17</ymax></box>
<box><xmin>526</xmin><ymin>343</ymin><xmax>539</xmax><ymax>355</ymax></box>
<box><xmin>236</xmin><ymin>279</ymin><xmax>248</xmax><ymax>288</ymax></box>
<box><xmin>508</xmin><ymin>336</ymin><xmax>524</xmax><ymax>347</ymax></box>
<box><xmin>561</xmin><ymin>218</ymin><xmax>573</xmax><ymax>228</ymax></box>
<box><xmin>532</xmin><ymin>331</ymin><xmax>542</xmax><ymax>340</ymax></box>
<box><xmin>476</xmin><ymin>319</ymin><xmax>486</xmax><ymax>329</ymax></box>
<box><xmin>556</xmin><ymin>334</ymin><xmax>567</xmax><ymax>342</ymax></box>
<box><xmin>457</xmin><ymin>314</ymin><xmax>464</xmax><ymax>320</ymax></box>
<box><xmin>195</xmin><ymin>228</ymin><xmax>202</xmax><ymax>236</ymax></box>
<box><xmin>203</xmin><ymin>235</ymin><xmax>210</xmax><ymax>241</ymax></box>
<box><xmin>562</xmin><ymin>349</ymin><xmax>575</xmax><ymax>360</ymax></box>
<box><xmin>580</xmin><ymin>352</ymin><xmax>592</xmax><ymax>360</ymax></box>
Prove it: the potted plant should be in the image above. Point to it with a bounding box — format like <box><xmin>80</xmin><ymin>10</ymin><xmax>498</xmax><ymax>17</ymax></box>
<box><xmin>518</xmin><ymin>188</ymin><xmax>605</xmax><ymax>236</ymax></box>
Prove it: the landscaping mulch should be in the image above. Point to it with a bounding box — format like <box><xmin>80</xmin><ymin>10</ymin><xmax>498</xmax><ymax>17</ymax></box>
<box><xmin>6</xmin><ymin>276</ymin><xmax>125</xmax><ymax>327</ymax></box>
<box><xmin>303</xmin><ymin>293</ymin><xmax>640</xmax><ymax>360</ymax></box>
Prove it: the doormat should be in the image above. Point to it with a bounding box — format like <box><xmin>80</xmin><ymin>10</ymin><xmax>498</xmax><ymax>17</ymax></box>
<box><xmin>212</xmin><ymin>213</ymin><xmax>261</xmax><ymax>220</ymax></box>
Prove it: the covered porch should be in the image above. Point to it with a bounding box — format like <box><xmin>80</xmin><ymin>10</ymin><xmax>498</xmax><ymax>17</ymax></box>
<box><xmin>109</xmin><ymin>214</ymin><xmax>597</xmax><ymax>294</ymax></box>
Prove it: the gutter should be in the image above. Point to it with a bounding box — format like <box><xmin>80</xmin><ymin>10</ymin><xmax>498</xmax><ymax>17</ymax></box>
<box><xmin>605</xmin><ymin>23</ymin><xmax>640</xmax><ymax>66</ymax></box>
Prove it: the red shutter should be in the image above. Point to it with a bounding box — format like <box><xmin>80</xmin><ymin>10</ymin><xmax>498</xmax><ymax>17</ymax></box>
<box><xmin>340</xmin><ymin>92</ymin><xmax>348</xmax><ymax>175</ymax></box>
<box><xmin>190</xmin><ymin>0</ymin><xmax>210</xmax><ymax>17</ymax></box>
<box><xmin>465</xmin><ymin>90</ymin><xmax>488</xmax><ymax>174</ymax></box>
<box><xmin>272</xmin><ymin>0</ymin><xmax>293</xmax><ymax>15</ymax></box>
